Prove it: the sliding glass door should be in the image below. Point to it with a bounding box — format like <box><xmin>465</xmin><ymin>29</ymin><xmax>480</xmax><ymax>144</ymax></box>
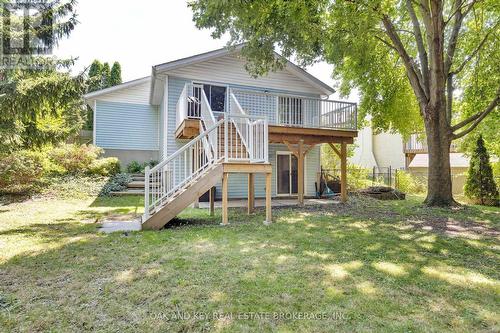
<box><xmin>277</xmin><ymin>153</ymin><xmax>298</xmax><ymax>196</ymax></box>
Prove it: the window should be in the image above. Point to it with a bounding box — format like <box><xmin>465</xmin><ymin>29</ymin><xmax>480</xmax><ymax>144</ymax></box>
<box><xmin>199</xmin><ymin>84</ymin><xmax>227</xmax><ymax>112</ymax></box>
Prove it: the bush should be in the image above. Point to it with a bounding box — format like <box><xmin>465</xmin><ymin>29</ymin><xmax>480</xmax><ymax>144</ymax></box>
<box><xmin>0</xmin><ymin>150</ymin><xmax>44</xmax><ymax>194</ymax></box>
<box><xmin>88</xmin><ymin>157</ymin><xmax>121</xmax><ymax>176</ymax></box>
<box><xmin>126</xmin><ymin>159</ymin><xmax>159</xmax><ymax>174</ymax></box>
<box><xmin>49</xmin><ymin>144</ymin><xmax>103</xmax><ymax>174</ymax></box>
<box><xmin>464</xmin><ymin>136</ymin><xmax>499</xmax><ymax>206</ymax></box>
<box><xmin>396</xmin><ymin>170</ymin><xmax>426</xmax><ymax>194</ymax></box>
<box><xmin>99</xmin><ymin>173</ymin><xmax>132</xmax><ymax>196</ymax></box>
<box><xmin>347</xmin><ymin>165</ymin><xmax>372</xmax><ymax>191</ymax></box>
<box><xmin>126</xmin><ymin>160</ymin><xmax>143</xmax><ymax>174</ymax></box>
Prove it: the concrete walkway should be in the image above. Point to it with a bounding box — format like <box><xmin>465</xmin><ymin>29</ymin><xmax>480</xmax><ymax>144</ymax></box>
<box><xmin>98</xmin><ymin>219</ymin><xmax>142</xmax><ymax>233</ymax></box>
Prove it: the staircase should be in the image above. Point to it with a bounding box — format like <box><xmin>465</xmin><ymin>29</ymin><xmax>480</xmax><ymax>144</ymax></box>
<box><xmin>142</xmin><ymin>88</ymin><xmax>268</xmax><ymax>230</ymax></box>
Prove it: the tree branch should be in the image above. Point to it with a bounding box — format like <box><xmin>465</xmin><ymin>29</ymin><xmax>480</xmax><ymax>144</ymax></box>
<box><xmin>374</xmin><ymin>35</ymin><xmax>398</xmax><ymax>52</ymax></box>
<box><xmin>451</xmin><ymin>26</ymin><xmax>496</xmax><ymax>75</ymax></box>
<box><xmin>452</xmin><ymin>87</ymin><xmax>500</xmax><ymax>139</ymax></box>
<box><xmin>381</xmin><ymin>15</ymin><xmax>428</xmax><ymax>106</ymax></box>
<box><xmin>445</xmin><ymin>0</ymin><xmax>465</xmax><ymax>76</ymax></box>
<box><xmin>406</xmin><ymin>0</ymin><xmax>430</xmax><ymax>98</ymax></box>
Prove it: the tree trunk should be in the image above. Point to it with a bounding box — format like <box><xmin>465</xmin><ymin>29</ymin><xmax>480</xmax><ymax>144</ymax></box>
<box><xmin>423</xmin><ymin>105</ymin><xmax>456</xmax><ymax>206</ymax></box>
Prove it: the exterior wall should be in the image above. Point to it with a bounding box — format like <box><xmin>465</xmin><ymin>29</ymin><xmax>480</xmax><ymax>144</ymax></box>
<box><xmin>211</xmin><ymin>144</ymin><xmax>320</xmax><ymax>200</ymax></box>
<box><xmin>167</xmin><ymin>53</ymin><xmax>321</xmax><ymax>95</ymax></box>
<box><xmin>93</xmin><ymin>78</ymin><xmax>160</xmax><ymax>167</ymax></box>
<box><xmin>166</xmin><ymin>76</ymin><xmax>322</xmax><ymax>199</ymax></box>
<box><xmin>409</xmin><ymin>166</ymin><xmax>467</xmax><ymax>194</ymax></box>
<box><xmin>372</xmin><ymin>133</ymin><xmax>406</xmax><ymax>169</ymax></box>
<box><xmin>103</xmin><ymin>149</ymin><xmax>159</xmax><ymax>169</ymax></box>
<box><xmin>95</xmin><ymin>100</ymin><xmax>159</xmax><ymax>151</ymax></box>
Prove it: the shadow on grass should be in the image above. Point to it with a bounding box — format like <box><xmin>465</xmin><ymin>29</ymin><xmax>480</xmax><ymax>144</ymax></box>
<box><xmin>1</xmin><ymin>197</ymin><xmax>499</xmax><ymax>331</ymax></box>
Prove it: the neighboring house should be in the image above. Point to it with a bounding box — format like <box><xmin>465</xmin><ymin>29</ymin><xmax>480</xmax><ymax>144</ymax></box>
<box><xmin>85</xmin><ymin>46</ymin><xmax>358</xmax><ymax>229</ymax></box>
<box><xmin>351</xmin><ymin>126</ymin><xmax>469</xmax><ymax>194</ymax></box>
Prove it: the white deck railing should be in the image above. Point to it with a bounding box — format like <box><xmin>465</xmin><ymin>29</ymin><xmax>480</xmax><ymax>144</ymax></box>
<box><xmin>145</xmin><ymin>86</ymin><xmax>268</xmax><ymax>220</ymax></box>
<box><xmin>231</xmin><ymin>89</ymin><xmax>357</xmax><ymax>130</ymax></box>
<box><xmin>230</xmin><ymin>93</ymin><xmax>268</xmax><ymax>162</ymax></box>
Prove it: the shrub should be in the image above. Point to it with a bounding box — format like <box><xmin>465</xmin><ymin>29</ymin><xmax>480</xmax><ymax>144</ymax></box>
<box><xmin>0</xmin><ymin>150</ymin><xmax>44</xmax><ymax>194</ymax></box>
<box><xmin>347</xmin><ymin>165</ymin><xmax>372</xmax><ymax>191</ymax></box>
<box><xmin>88</xmin><ymin>157</ymin><xmax>121</xmax><ymax>176</ymax></box>
<box><xmin>396</xmin><ymin>170</ymin><xmax>426</xmax><ymax>194</ymax></box>
<box><xmin>99</xmin><ymin>173</ymin><xmax>132</xmax><ymax>196</ymax></box>
<box><xmin>49</xmin><ymin>144</ymin><xmax>103</xmax><ymax>174</ymax></box>
<box><xmin>464</xmin><ymin>136</ymin><xmax>499</xmax><ymax>206</ymax></box>
<box><xmin>126</xmin><ymin>160</ymin><xmax>143</xmax><ymax>174</ymax></box>
<box><xmin>126</xmin><ymin>159</ymin><xmax>158</xmax><ymax>174</ymax></box>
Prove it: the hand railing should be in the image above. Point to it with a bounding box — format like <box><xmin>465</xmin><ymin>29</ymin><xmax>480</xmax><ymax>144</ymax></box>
<box><xmin>146</xmin><ymin>87</ymin><xmax>269</xmax><ymax>220</ymax></box>
<box><xmin>230</xmin><ymin>92</ymin><xmax>268</xmax><ymax>162</ymax></box>
<box><xmin>231</xmin><ymin>89</ymin><xmax>357</xmax><ymax>130</ymax></box>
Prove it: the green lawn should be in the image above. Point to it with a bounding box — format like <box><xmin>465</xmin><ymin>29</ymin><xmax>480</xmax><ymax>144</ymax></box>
<box><xmin>0</xmin><ymin>193</ymin><xmax>499</xmax><ymax>332</ymax></box>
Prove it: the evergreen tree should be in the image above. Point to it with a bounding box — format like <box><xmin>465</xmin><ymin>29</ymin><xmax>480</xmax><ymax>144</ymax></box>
<box><xmin>87</xmin><ymin>60</ymin><xmax>103</xmax><ymax>92</ymax></box>
<box><xmin>464</xmin><ymin>136</ymin><xmax>499</xmax><ymax>205</ymax></box>
<box><xmin>101</xmin><ymin>63</ymin><xmax>111</xmax><ymax>88</ymax></box>
<box><xmin>109</xmin><ymin>62</ymin><xmax>122</xmax><ymax>86</ymax></box>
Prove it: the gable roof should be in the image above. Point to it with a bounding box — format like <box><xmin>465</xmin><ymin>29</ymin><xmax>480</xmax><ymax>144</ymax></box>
<box><xmin>84</xmin><ymin>76</ymin><xmax>150</xmax><ymax>101</ymax></box>
<box><xmin>149</xmin><ymin>45</ymin><xmax>335</xmax><ymax>105</ymax></box>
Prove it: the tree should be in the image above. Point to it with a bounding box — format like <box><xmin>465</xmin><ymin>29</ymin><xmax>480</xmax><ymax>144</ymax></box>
<box><xmin>87</xmin><ymin>60</ymin><xmax>103</xmax><ymax>92</ymax></box>
<box><xmin>109</xmin><ymin>62</ymin><xmax>122</xmax><ymax>87</ymax></box>
<box><xmin>0</xmin><ymin>0</ymin><xmax>83</xmax><ymax>152</ymax></box>
<box><xmin>101</xmin><ymin>62</ymin><xmax>111</xmax><ymax>88</ymax></box>
<box><xmin>190</xmin><ymin>0</ymin><xmax>500</xmax><ymax>206</ymax></box>
<box><xmin>464</xmin><ymin>136</ymin><xmax>499</xmax><ymax>205</ymax></box>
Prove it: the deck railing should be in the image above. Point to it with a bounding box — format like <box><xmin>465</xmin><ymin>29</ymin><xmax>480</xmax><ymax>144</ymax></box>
<box><xmin>404</xmin><ymin>134</ymin><xmax>458</xmax><ymax>153</ymax></box>
<box><xmin>146</xmin><ymin>86</ymin><xmax>268</xmax><ymax>219</ymax></box>
<box><xmin>231</xmin><ymin>89</ymin><xmax>357</xmax><ymax>130</ymax></box>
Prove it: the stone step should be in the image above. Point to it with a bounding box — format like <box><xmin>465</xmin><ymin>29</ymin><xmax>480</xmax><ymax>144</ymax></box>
<box><xmin>111</xmin><ymin>189</ymin><xmax>145</xmax><ymax>196</ymax></box>
<box><xmin>128</xmin><ymin>181</ymin><xmax>145</xmax><ymax>189</ymax></box>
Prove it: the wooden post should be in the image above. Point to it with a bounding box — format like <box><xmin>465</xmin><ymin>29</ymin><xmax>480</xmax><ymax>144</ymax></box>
<box><xmin>298</xmin><ymin>139</ymin><xmax>305</xmax><ymax>206</ymax></box>
<box><xmin>222</xmin><ymin>173</ymin><xmax>229</xmax><ymax>225</ymax></box>
<box><xmin>265</xmin><ymin>172</ymin><xmax>272</xmax><ymax>224</ymax></box>
<box><xmin>341</xmin><ymin>142</ymin><xmax>347</xmax><ymax>203</ymax></box>
<box><xmin>248</xmin><ymin>173</ymin><xmax>255</xmax><ymax>214</ymax></box>
<box><xmin>209</xmin><ymin>187</ymin><xmax>215</xmax><ymax>216</ymax></box>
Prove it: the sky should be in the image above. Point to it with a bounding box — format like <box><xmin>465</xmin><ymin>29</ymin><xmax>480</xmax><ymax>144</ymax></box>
<box><xmin>54</xmin><ymin>0</ymin><xmax>357</xmax><ymax>102</ymax></box>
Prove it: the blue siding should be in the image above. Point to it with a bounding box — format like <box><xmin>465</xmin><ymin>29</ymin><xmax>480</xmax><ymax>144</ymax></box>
<box><xmin>166</xmin><ymin>76</ymin><xmax>321</xmax><ymax>199</ymax></box>
<box><xmin>96</xmin><ymin>101</ymin><xmax>159</xmax><ymax>150</ymax></box>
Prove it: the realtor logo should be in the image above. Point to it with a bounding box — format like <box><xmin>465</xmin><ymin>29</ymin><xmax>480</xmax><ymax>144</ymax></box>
<box><xmin>1</xmin><ymin>1</ymin><xmax>54</xmax><ymax>55</ymax></box>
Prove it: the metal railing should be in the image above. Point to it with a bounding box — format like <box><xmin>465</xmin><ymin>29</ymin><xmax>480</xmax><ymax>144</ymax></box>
<box><xmin>231</xmin><ymin>89</ymin><xmax>357</xmax><ymax>130</ymax></box>
<box><xmin>145</xmin><ymin>86</ymin><xmax>268</xmax><ymax>220</ymax></box>
<box><xmin>230</xmin><ymin>93</ymin><xmax>268</xmax><ymax>162</ymax></box>
<box><xmin>404</xmin><ymin>134</ymin><xmax>458</xmax><ymax>153</ymax></box>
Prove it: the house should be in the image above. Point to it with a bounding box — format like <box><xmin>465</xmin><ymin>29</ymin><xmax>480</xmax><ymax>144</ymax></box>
<box><xmin>85</xmin><ymin>46</ymin><xmax>358</xmax><ymax>229</ymax></box>
<box><xmin>351</xmin><ymin>126</ymin><xmax>469</xmax><ymax>194</ymax></box>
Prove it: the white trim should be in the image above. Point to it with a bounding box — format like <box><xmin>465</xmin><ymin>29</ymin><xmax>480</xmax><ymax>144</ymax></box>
<box><xmin>191</xmin><ymin>80</ymin><xmax>230</xmax><ymax>113</ymax></box>
<box><xmin>275</xmin><ymin>151</ymin><xmax>307</xmax><ymax>197</ymax></box>
<box><xmin>163</xmin><ymin>75</ymin><xmax>169</xmax><ymax>158</ymax></box>
<box><xmin>93</xmin><ymin>100</ymin><xmax>97</xmax><ymax>145</ymax></box>
<box><xmin>84</xmin><ymin>77</ymin><xmax>150</xmax><ymax>100</ymax></box>
<box><xmin>150</xmin><ymin>45</ymin><xmax>335</xmax><ymax>105</ymax></box>
<box><xmin>97</xmin><ymin>147</ymin><xmax>160</xmax><ymax>151</ymax></box>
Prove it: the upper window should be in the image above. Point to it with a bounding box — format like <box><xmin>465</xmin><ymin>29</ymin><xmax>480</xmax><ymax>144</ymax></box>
<box><xmin>201</xmin><ymin>84</ymin><xmax>227</xmax><ymax>112</ymax></box>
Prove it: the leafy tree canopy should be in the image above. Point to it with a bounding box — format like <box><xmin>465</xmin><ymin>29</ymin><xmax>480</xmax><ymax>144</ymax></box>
<box><xmin>190</xmin><ymin>0</ymin><xmax>499</xmax><ymax>138</ymax></box>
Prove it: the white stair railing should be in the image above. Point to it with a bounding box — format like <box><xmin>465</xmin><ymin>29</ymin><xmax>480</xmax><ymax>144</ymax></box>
<box><xmin>144</xmin><ymin>88</ymin><xmax>269</xmax><ymax>221</ymax></box>
<box><xmin>230</xmin><ymin>93</ymin><xmax>268</xmax><ymax>163</ymax></box>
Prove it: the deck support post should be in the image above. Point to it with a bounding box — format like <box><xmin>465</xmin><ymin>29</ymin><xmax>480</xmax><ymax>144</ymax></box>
<box><xmin>298</xmin><ymin>139</ymin><xmax>305</xmax><ymax>206</ymax></box>
<box><xmin>222</xmin><ymin>173</ymin><xmax>229</xmax><ymax>225</ymax></box>
<box><xmin>209</xmin><ymin>187</ymin><xmax>215</xmax><ymax>216</ymax></box>
<box><xmin>248</xmin><ymin>173</ymin><xmax>255</xmax><ymax>214</ymax></box>
<box><xmin>340</xmin><ymin>142</ymin><xmax>347</xmax><ymax>203</ymax></box>
<box><xmin>265</xmin><ymin>172</ymin><xmax>272</xmax><ymax>224</ymax></box>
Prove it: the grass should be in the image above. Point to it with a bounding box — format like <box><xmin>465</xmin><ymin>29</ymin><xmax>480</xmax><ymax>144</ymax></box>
<box><xmin>0</xmin><ymin>193</ymin><xmax>499</xmax><ymax>332</ymax></box>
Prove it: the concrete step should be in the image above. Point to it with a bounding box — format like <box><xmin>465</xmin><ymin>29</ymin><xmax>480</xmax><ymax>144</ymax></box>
<box><xmin>128</xmin><ymin>181</ymin><xmax>145</xmax><ymax>189</ymax></box>
<box><xmin>111</xmin><ymin>189</ymin><xmax>145</xmax><ymax>196</ymax></box>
